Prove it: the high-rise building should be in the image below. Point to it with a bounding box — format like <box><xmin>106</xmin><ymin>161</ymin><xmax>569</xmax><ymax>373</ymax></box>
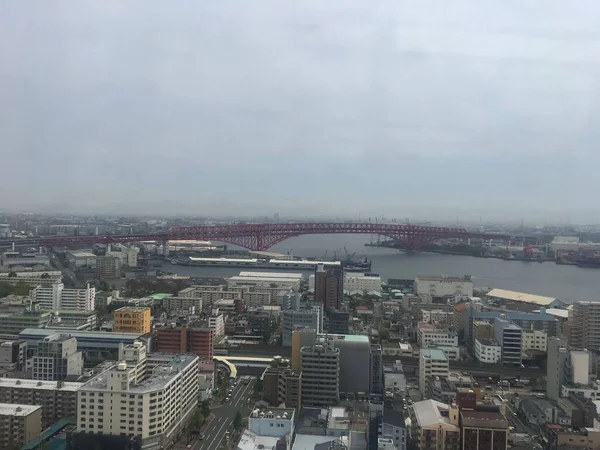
<box><xmin>29</xmin><ymin>283</ymin><xmax>96</xmax><ymax>310</ymax></box>
<box><xmin>327</xmin><ymin>310</ymin><xmax>350</xmax><ymax>335</ymax></box>
<box><xmin>95</xmin><ymin>256</ymin><xmax>122</xmax><ymax>279</ymax></box>
<box><xmin>113</xmin><ymin>307</ymin><xmax>151</xmax><ymax>333</ymax></box>
<box><xmin>493</xmin><ymin>316</ymin><xmax>522</xmax><ymax>366</ymax></box>
<box><xmin>314</xmin><ymin>266</ymin><xmax>343</xmax><ymax>310</ymax></box>
<box><xmin>282</xmin><ymin>304</ymin><xmax>323</xmax><ymax>346</ymax></box>
<box><xmin>76</xmin><ymin>351</ymin><xmax>199</xmax><ymax>448</ymax></box>
<box><xmin>419</xmin><ymin>349</ymin><xmax>449</xmax><ymax>394</ymax></box>
<box><xmin>370</xmin><ymin>345</ymin><xmax>383</xmax><ymax>396</ymax></box>
<box><xmin>570</xmin><ymin>301</ymin><xmax>600</xmax><ymax>351</ymax></box>
<box><xmin>0</xmin><ymin>403</ymin><xmax>42</xmax><ymax>450</ymax></box>
<box><xmin>291</xmin><ymin>328</ymin><xmax>317</xmax><ymax>371</ymax></box>
<box><xmin>368</xmin><ymin>396</ymin><xmax>384</xmax><ymax>450</ymax></box>
<box><xmin>547</xmin><ymin>337</ymin><xmax>568</xmax><ymax>400</ymax></box>
<box><xmin>32</xmin><ymin>334</ymin><xmax>83</xmax><ymax>381</ymax></box>
<box><xmin>300</xmin><ymin>337</ymin><xmax>340</xmax><ymax>406</ymax></box>
<box><xmin>208</xmin><ymin>310</ymin><xmax>225</xmax><ymax>337</ymax></box>
<box><xmin>0</xmin><ymin>340</ymin><xmax>26</xmax><ymax>371</ymax></box>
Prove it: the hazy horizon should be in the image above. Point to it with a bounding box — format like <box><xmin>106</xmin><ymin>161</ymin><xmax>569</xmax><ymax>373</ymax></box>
<box><xmin>2</xmin><ymin>1</ymin><xmax>600</xmax><ymax>222</ymax></box>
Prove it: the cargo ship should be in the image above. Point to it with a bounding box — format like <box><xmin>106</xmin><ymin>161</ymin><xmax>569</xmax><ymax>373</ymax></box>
<box><xmin>171</xmin><ymin>256</ymin><xmax>342</xmax><ymax>270</ymax></box>
<box><xmin>342</xmin><ymin>256</ymin><xmax>372</xmax><ymax>271</ymax></box>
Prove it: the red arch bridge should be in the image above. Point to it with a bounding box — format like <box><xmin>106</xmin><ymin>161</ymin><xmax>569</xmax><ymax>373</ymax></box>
<box><xmin>39</xmin><ymin>223</ymin><xmax>507</xmax><ymax>251</ymax></box>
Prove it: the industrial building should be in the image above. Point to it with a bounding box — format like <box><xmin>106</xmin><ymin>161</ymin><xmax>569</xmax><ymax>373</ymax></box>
<box><xmin>414</xmin><ymin>276</ymin><xmax>473</xmax><ymax>298</ymax></box>
<box><xmin>66</xmin><ymin>250</ymin><xmax>97</xmax><ymax>268</ymax></box>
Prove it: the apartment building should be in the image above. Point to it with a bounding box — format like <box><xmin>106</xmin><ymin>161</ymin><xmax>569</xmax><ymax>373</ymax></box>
<box><xmin>95</xmin><ymin>256</ymin><xmax>122</xmax><ymax>280</ymax></box>
<box><xmin>300</xmin><ymin>337</ymin><xmax>340</xmax><ymax>406</ymax></box>
<box><xmin>33</xmin><ymin>334</ymin><xmax>83</xmax><ymax>381</ymax></box>
<box><xmin>0</xmin><ymin>403</ymin><xmax>42</xmax><ymax>450</ymax></box>
<box><xmin>0</xmin><ymin>378</ymin><xmax>81</xmax><ymax>428</ymax></box>
<box><xmin>419</xmin><ymin>349</ymin><xmax>449</xmax><ymax>394</ymax></box>
<box><xmin>570</xmin><ymin>300</ymin><xmax>600</xmax><ymax>351</ymax></box>
<box><xmin>461</xmin><ymin>409</ymin><xmax>508</xmax><ymax>450</ymax></box>
<box><xmin>474</xmin><ymin>339</ymin><xmax>502</xmax><ymax>364</ymax></box>
<box><xmin>29</xmin><ymin>283</ymin><xmax>96</xmax><ymax>311</ymax></box>
<box><xmin>77</xmin><ymin>353</ymin><xmax>199</xmax><ymax>448</ymax></box>
<box><xmin>422</xmin><ymin>309</ymin><xmax>454</xmax><ymax>324</ymax></box>
<box><xmin>113</xmin><ymin>307</ymin><xmax>151</xmax><ymax>333</ymax></box>
<box><xmin>208</xmin><ymin>310</ymin><xmax>225</xmax><ymax>337</ymax></box>
<box><xmin>314</xmin><ymin>267</ymin><xmax>343</xmax><ymax>310</ymax></box>
<box><xmin>160</xmin><ymin>296</ymin><xmax>203</xmax><ymax>313</ymax></box>
<box><xmin>417</xmin><ymin>322</ymin><xmax>459</xmax><ymax>348</ymax></box>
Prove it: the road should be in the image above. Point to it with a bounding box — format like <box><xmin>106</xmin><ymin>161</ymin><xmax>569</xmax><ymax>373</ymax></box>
<box><xmin>48</xmin><ymin>251</ymin><xmax>80</xmax><ymax>287</ymax></box>
<box><xmin>193</xmin><ymin>379</ymin><xmax>254</xmax><ymax>450</ymax></box>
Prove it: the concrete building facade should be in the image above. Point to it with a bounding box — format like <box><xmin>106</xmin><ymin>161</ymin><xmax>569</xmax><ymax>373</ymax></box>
<box><xmin>414</xmin><ymin>276</ymin><xmax>473</xmax><ymax>298</ymax></box>
<box><xmin>113</xmin><ymin>307</ymin><xmax>151</xmax><ymax>333</ymax></box>
<box><xmin>29</xmin><ymin>283</ymin><xmax>96</xmax><ymax>311</ymax></box>
<box><xmin>282</xmin><ymin>304</ymin><xmax>323</xmax><ymax>347</ymax></box>
<box><xmin>300</xmin><ymin>337</ymin><xmax>340</xmax><ymax>406</ymax></box>
<box><xmin>493</xmin><ymin>317</ymin><xmax>522</xmax><ymax>366</ymax></box>
<box><xmin>419</xmin><ymin>349</ymin><xmax>449</xmax><ymax>394</ymax></box>
<box><xmin>33</xmin><ymin>334</ymin><xmax>83</xmax><ymax>381</ymax></box>
<box><xmin>0</xmin><ymin>403</ymin><xmax>42</xmax><ymax>450</ymax></box>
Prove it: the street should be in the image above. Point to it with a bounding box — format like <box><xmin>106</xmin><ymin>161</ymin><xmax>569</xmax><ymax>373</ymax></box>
<box><xmin>193</xmin><ymin>379</ymin><xmax>255</xmax><ymax>450</ymax></box>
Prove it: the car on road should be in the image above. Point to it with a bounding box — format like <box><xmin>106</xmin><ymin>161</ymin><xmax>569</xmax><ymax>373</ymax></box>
<box><xmin>225</xmin><ymin>396</ymin><xmax>230</xmax><ymax>402</ymax></box>
<box><xmin>199</xmin><ymin>434</ymin><xmax>204</xmax><ymax>440</ymax></box>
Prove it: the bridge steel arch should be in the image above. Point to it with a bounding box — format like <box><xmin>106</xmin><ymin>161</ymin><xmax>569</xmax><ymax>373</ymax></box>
<box><xmin>39</xmin><ymin>222</ymin><xmax>500</xmax><ymax>251</ymax></box>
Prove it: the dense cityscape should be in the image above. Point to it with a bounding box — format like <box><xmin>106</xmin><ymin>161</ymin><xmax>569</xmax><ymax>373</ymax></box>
<box><xmin>0</xmin><ymin>213</ymin><xmax>598</xmax><ymax>450</ymax></box>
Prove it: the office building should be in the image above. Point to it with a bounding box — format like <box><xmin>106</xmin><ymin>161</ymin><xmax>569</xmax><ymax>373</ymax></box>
<box><xmin>0</xmin><ymin>378</ymin><xmax>81</xmax><ymax>428</ymax></box>
<box><xmin>368</xmin><ymin>396</ymin><xmax>384</xmax><ymax>450</ymax></box>
<box><xmin>0</xmin><ymin>340</ymin><xmax>26</xmax><ymax>371</ymax></box>
<box><xmin>417</xmin><ymin>322</ymin><xmax>459</xmax><ymax>347</ymax></box>
<box><xmin>113</xmin><ymin>306</ymin><xmax>151</xmax><ymax>333</ymax></box>
<box><xmin>95</xmin><ymin>256</ymin><xmax>122</xmax><ymax>279</ymax></box>
<box><xmin>474</xmin><ymin>339</ymin><xmax>501</xmax><ymax>364</ymax></box>
<box><xmin>76</xmin><ymin>352</ymin><xmax>199</xmax><ymax>448</ymax></box>
<box><xmin>262</xmin><ymin>367</ymin><xmax>302</xmax><ymax>410</ymax></box>
<box><xmin>411</xmin><ymin>400</ymin><xmax>460</xmax><ymax>450</ymax></box>
<box><xmin>414</xmin><ymin>276</ymin><xmax>473</xmax><ymax>298</ymax></box>
<box><xmin>419</xmin><ymin>349</ymin><xmax>449</xmax><ymax>394</ymax></box>
<box><xmin>282</xmin><ymin>304</ymin><xmax>323</xmax><ymax>346</ymax></box>
<box><xmin>154</xmin><ymin>323</ymin><xmax>215</xmax><ymax>360</ymax></box>
<box><xmin>33</xmin><ymin>334</ymin><xmax>83</xmax><ymax>381</ymax></box>
<box><xmin>0</xmin><ymin>271</ymin><xmax>62</xmax><ymax>287</ymax></box>
<box><xmin>29</xmin><ymin>283</ymin><xmax>96</xmax><ymax>311</ymax></box>
<box><xmin>570</xmin><ymin>300</ymin><xmax>600</xmax><ymax>351</ymax></box>
<box><xmin>327</xmin><ymin>310</ymin><xmax>349</xmax><ymax>334</ymax></box>
<box><xmin>521</xmin><ymin>329</ymin><xmax>548</xmax><ymax>353</ymax></box>
<box><xmin>314</xmin><ymin>266</ymin><xmax>343</xmax><ymax>310</ymax></box>
<box><xmin>0</xmin><ymin>403</ymin><xmax>42</xmax><ymax>450</ymax></box>
<box><xmin>493</xmin><ymin>316</ymin><xmax>522</xmax><ymax>366</ymax></box>
<box><xmin>301</xmin><ymin>337</ymin><xmax>340</xmax><ymax>406</ymax></box>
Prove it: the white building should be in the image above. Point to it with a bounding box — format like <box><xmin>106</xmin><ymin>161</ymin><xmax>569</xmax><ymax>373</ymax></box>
<box><xmin>474</xmin><ymin>339</ymin><xmax>502</xmax><ymax>364</ymax></box>
<box><xmin>66</xmin><ymin>251</ymin><xmax>97</xmax><ymax>268</ymax></box>
<box><xmin>0</xmin><ymin>271</ymin><xmax>62</xmax><ymax>286</ymax></box>
<box><xmin>414</xmin><ymin>276</ymin><xmax>473</xmax><ymax>298</ymax></box>
<box><xmin>416</xmin><ymin>323</ymin><xmax>458</xmax><ymax>348</ymax></box>
<box><xmin>209</xmin><ymin>310</ymin><xmax>225</xmax><ymax>337</ymax></box>
<box><xmin>228</xmin><ymin>274</ymin><xmax>301</xmax><ymax>291</ymax></box>
<box><xmin>77</xmin><ymin>350</ymin><xmax>199</xmax><ymax>448</ymax></box>
<box><xmin>248</xmin><ymin>407</ymin><xmax>295</xmax><ymax>437</ymax></box>
<box><xmin>419</xmin><ymin>349</ymin><xmax>449</xmax><ymax>394</ymax></box>
<box><xmin>421</xmin><ymin>309</ymin><xmax>453</xmax><ymax>324</ymax></box>
<box><xmin>521</xmin><ymin>329</ymin><xmax>548</xmax><ymax>353</ymax></box>
<box><xmin>107</xmin><ymin>246</ymin><xmax>139</xmax><ymax>268</ymax></box>
<box><xmin>29</xmin><ymin>283</ymin><xmax>96</xmax><ymax>311</ymax></box>
<box><xmin>343</xmin><ymin>273</ymin><xmax>382</xmax><ymax>293</ymax></box>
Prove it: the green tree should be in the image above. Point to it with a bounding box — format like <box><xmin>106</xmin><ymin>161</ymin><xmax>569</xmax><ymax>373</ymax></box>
<box><xmin>200</xmin><ymin>400</ymin><xmax>211</xmax><ymax>418</ymax></box>
<box><xmin>233</xmin><ymin>411</ymin><xmax>242</xmax><ymax>430</ymax></box>
<box><xmin>191</xmin><ymin>408</ymin><xmax>204</xmax><ymax>430</ymax></box>
<box><xmin>12</xmin><ymin>282</ymin><xmax>29</xmax><ymax>296</ymax></box>
<box><xmin>7</xmin><ymin>271</ymin><xmax>17</xmax><ymax>278</ymax></box>
<box><xmin>253</xmin><ymin>376</ymin><xmax>263</xmax><ymax>394</ymax></box>
<box><xmin>379</xmin><ymin>327</ymin><xmax>390</xmax><ymax>341</ymax></box>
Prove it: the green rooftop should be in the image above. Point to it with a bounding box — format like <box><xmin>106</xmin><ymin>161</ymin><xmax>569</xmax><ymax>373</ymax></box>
<box><xmin>420</xmin><ymin>348</ymin><xmax>448</xmax><ymax>361</ymax></box>
<box><xmin>150</xmin><ymin>293</ymin><xmax>173</xmax><ymax>300</ymax></box>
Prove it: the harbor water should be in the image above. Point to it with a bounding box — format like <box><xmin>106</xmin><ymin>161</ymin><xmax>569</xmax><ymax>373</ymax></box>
<box><xmin>159</xmin><ymin>234</ymin><xmax>600</xmax><ymax>303</ymax></box>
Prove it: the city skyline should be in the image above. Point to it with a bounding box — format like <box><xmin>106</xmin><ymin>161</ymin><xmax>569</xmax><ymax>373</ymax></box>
<box><xmin>2</xmin><ymin>1</ymin><xmax>600</xmax><ymax>221</ymax></box>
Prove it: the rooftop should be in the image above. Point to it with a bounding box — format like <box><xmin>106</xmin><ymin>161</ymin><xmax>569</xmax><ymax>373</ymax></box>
<box><xmin>420</xmin><ymin>348</ymin><xmax>448</xmax><ymax>362</ymax></box>
<box><xmin>238</xmin><ymin>430</ymin><xmax>280</xmax><ymax>450</ymax></box>
<box><xmin>240</xmin><ymin>272</ymin><xmax>303</xmax><ymax>279</ymax></box>
<box><xmin>477</xmin><ymin>339</ymin><xmax>500</xmax><ymax>347</ymax></box>
<box><xmin>417</xmin><ymin>276</ymin><xmax>471</xmax><ymax>282</ymax></box>
<box><xmin>150</xmin><ymin>293</ymin><xmax>173</xmax><ymax>300</ymax></box>
<box><xmin>67</xmin><ymin>251</ymin><xmax>96</xmax><ymax>258</ymax></box>
<box><xmin>317</xmin><ymin>333</ymin><xmax>370</xmax><ymax>343</ymax></box>
<box><xmin>460</xmin><ymin>409</ymin><xmax>508</xmax><ymax>428</ymax></box>
<box><xmin>0</xmin><ymin>403</ymin><xmax>42</xmax><ymax>416</ymax></box>
<box><xmin>20</xmin><ymin>328</ymin><xmax>144</xmax><ymax>341</ymax></box>
<box><xmin>539</xmin><ymin>308</ymin><xmax>569</xmax><ymax>319</ymax></box>
<box><xmin>0</xmin><ymin>378</ymin><xmax>82</xmax><ymax>391</ymax></box>
<box><xmin>81</xmin><ymin>354</ymin><xmax>198</xmax><ymax>393</ymax></box>
<box><xmin>293</xmin><ymin>434</ymin><xmax>340</xmax><ymax>450</ymax></box>
<box><xmin>487</xmin><ymin>288</ymin><xmax>556</xmax><ymax>306</ymax></box>
<box><xmin>115</xmin><ymin>306</ymin><xmax>150</xmax><ymax>312</ymax></box>
<box><xmin>413</xmin><ymin>399</ymin><xmax>458</xmax><ymax>428</ymax></box>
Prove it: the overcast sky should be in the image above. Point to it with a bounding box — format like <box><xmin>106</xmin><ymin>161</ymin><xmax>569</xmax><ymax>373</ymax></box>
<box><xmin>1</xmin><ymin>1</ymin><xmax>600</xmax><ymax>222</ymax></box>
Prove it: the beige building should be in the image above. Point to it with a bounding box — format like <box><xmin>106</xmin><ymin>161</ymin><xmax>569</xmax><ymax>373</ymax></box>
<box><xmin>522</xmin><ymin>329</ymin><xmax>548</xmax><ymax>352</ymax></box>
<box><xmin>415</xmin><ymin>276</ymin><xmax>473</xmax><ymax>298</ymax></box>
<box><xmin>0</xmin><ymin>403</ymin><xmax>42</xmax><ymax>450</ymax></box>
<box><xmin>419</xmin><ymin>349</ymin><xmax>449</xmax><ymax>394</ymax></box>
<box><xmin>161</xmin><ymin>296</ymin><xmax>203</xmax><ymax>312</ymax></box>
<box><xmin>77</xmin><ymin>348</ymin><xmax>199</xmax><ymax>449</ymax></box>
<box><xmin>410</xmin><ymin>400</ymin><xmax>460</xmax><ymax>450</ymax></box>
